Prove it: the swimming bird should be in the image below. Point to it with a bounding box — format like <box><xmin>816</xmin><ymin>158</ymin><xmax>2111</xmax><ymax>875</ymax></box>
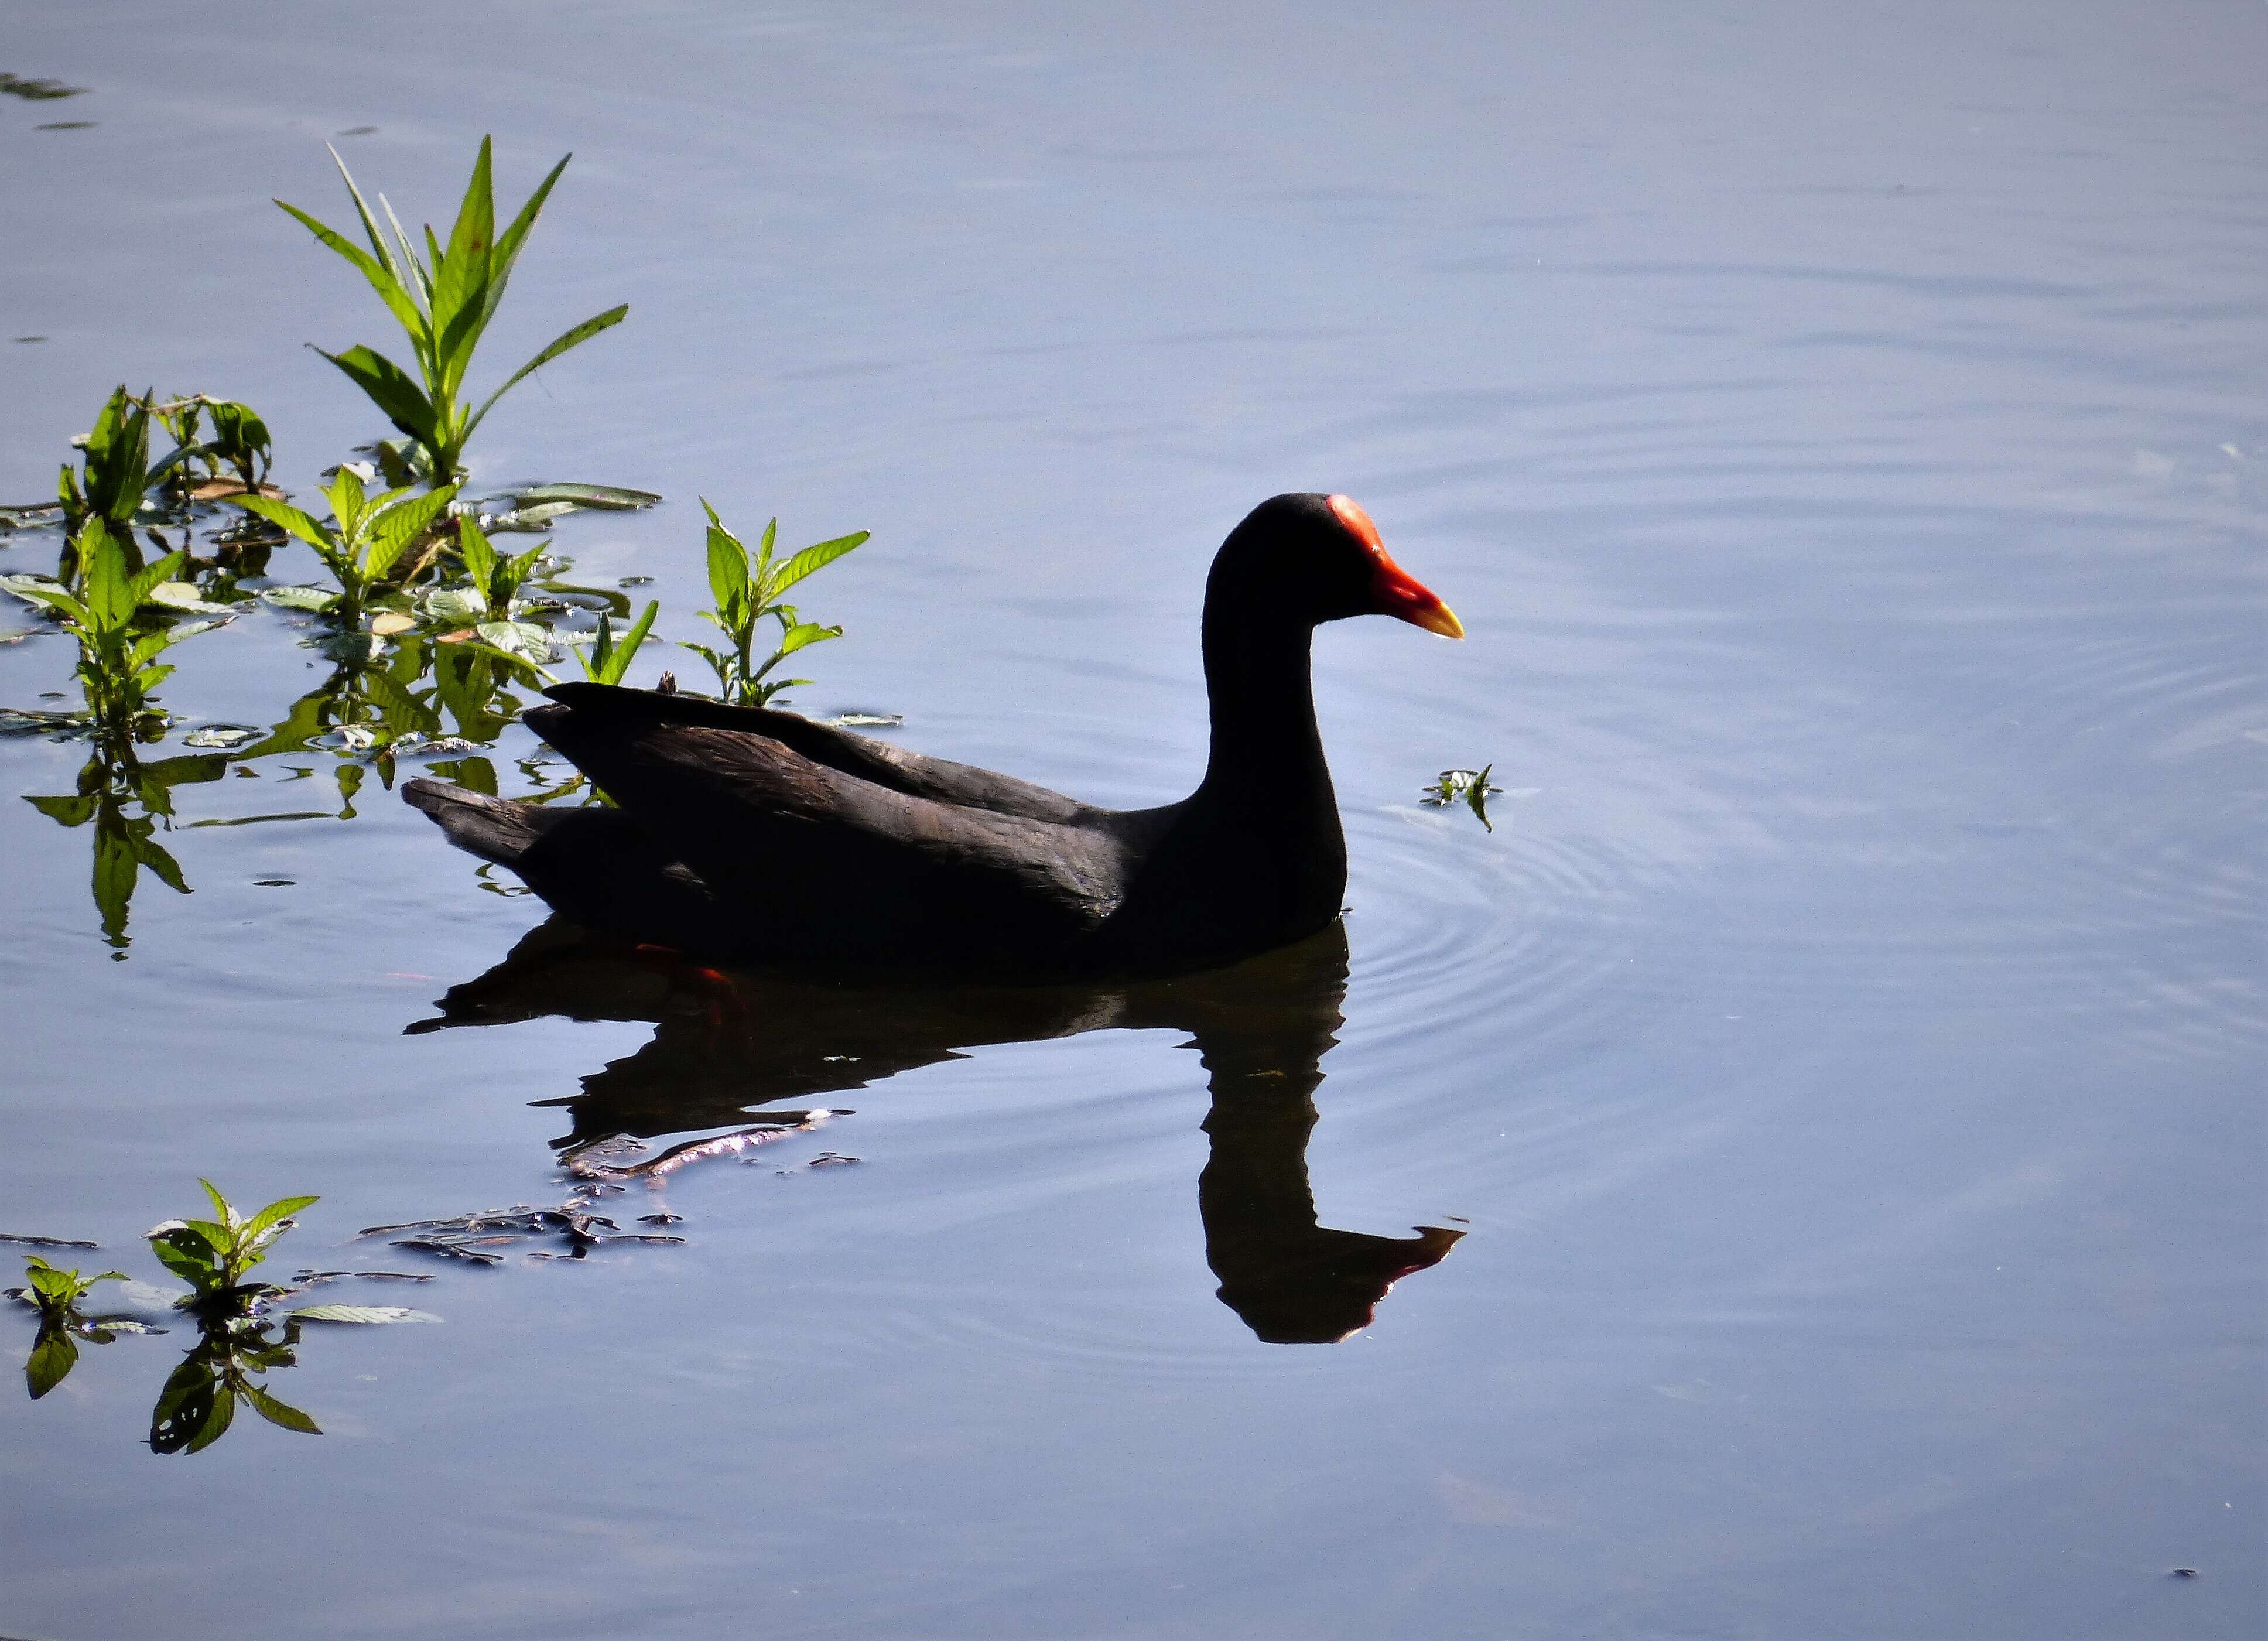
<box><xmin>403</xmin><ymin>491</ymin><xmax>1462</xmax><ymax>975</ymax></box>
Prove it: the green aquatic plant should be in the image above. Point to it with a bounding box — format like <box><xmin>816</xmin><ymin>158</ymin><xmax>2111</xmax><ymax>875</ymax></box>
<box><xmin>225</xmin><ymin>470</ymin><xmax>460</xmax><ymax>625</ymax></box>
<box><xmin>1421</xmin><ymin>764</ymin><xmax>1502</xmax><ymax>830</ymax></box>
<box><xmin>56</xmin><ymin>385</ymin><xmax>158</xmax><ymax>567</ymax></box>
<box><xmin>13</xmin><ymin>1256</ymin><xmax>130</xmax><ymax>1400</ymax></box>
<box><xmin>573</xmin><ymin>599</ymin><xmax>659</xmax><ymax>686</ymax></box>
<box><xmin>1419</xmin><ymin>764</ymin><xmax>1503</xmax><ymax>832</ymax></box>
<box><xmin>18</xmin><ymin>1254</ymin><xmax>128</xmax><ymax>1324</ymax></box>
<box><xmin>145</xmin><ymin>1181</ymin><xmax>319</xmax><ymax>1314</ymax></box>
<box><xmin>453</xmin><ymin>509</ymin><xmax>546</xmax><ymax>617</ymax></box>
<box><xmin>6</xmin><ymin>520</ymin><xmax>220</xmax><ymax>734</ymax></box>
<box><xmin>685</xmin><ymin>501</ymin><xmax>868</xmax><ymax>706</ymax></box>
<box><xmin>276</xmin><ymin>136</ymin><xmax>627</xmax><ymax>484</ymax></box>
<box><xmin>146</xmin><ymin>394</ymin><xmax>274</xmax><ymax>498</ymax></box>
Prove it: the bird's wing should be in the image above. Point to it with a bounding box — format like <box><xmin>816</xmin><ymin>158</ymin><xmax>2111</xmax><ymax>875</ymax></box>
<box><xmin>524</xmin><ymin>693</ymin><xmax>1126</xmax><ymax>964</ymax></box>
<box><xmin>541</xmin><ymin>683</ymin><xmax>1092</xmax><ymax>823</ymax></box>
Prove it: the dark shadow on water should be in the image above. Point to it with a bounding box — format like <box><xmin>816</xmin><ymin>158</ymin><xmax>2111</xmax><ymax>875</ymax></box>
<box><xmin>410</xmin><ymin>919</ymin><xmax>1462</xmax><ymax>1344</ymax></box>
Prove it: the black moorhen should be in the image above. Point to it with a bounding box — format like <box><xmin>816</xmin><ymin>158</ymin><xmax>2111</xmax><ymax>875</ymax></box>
<box><xmin>403</xmin><ymin>492</ymin><xmax>1462</xmax><ymax>974</ymax></box>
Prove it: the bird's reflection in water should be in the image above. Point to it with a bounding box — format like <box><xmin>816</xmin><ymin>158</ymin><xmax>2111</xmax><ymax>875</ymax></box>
<box><xmin>409</xmin><ymin>919</ymin><xmax>1460</xmax><ymax>1343</ymax></box>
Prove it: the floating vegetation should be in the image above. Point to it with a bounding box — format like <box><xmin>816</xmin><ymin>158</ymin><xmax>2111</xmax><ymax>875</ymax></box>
<box><xmin>0</xmin><ymin>72</ymin><xmax>88</xmax><ymax>100</ymax></box>
<box><xmin>1420</xmin><ymin>764</ymin><xmax>1503</xmax><ymax>832</ymax></box>
<box><xmin>5</xmin><ymin>1183</ymin><xmax>439</xmax><ymax>1428</ymax></box>
<box><xmin>362</xmin><ymin>1202</ymin><xmax>685</xmax><ymax>1264</ymax></box>
<box><xmin>277</xmin><ymin>136</ymin><xmax>627</xmax><ymax>484</ymax></box>
<box><xmin>564</xmin><ymin>1112</ymin><xmax>846</xmax><ymax>1181</ymax></box>
<box><xmin>775</xmin><ymin>1151</ymin><xmax>863</xmax><ymax>1174</ymax></box>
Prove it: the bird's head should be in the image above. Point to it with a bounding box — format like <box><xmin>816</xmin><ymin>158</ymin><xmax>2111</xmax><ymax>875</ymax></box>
<box><xmin>1212</xmin><ymin>492</ymin><xmax>1463</xmax><ymax>639</ymax></box>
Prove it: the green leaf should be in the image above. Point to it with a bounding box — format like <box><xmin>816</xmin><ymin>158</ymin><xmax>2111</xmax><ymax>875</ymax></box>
<box><xmin>765</xmin><ymin>531</ymin><xmax>869</xmax><ymax>601</ymax></box>
<box><xmin>483</xmin><ymin>151</ymin><xmax>574</xmax><ymax>345</ymax></box>
<box><xmin>23</xmin><ymin>1263</ymin><xmax>72</xmax><ymax>1302</ymax></box>
<box><xmin>25</xmin><ymin>793</ymin><xmax>98</xmax><ymax>826</ymax></box>
<box><xmin>241</xmin><ymin>1381</ymin><xmax>323</xmax><ymax>1434</ymax></box>
<box><xmin>702</xmin><ymin>505</ymin><xmax>748</xmax><ymax>614</ymax></box>
<box><xmin>457</xmin><ymin>509</ymin><xmax>497</xmax><ymax>602</ymax></box>
<box><xmin>124</xmin><ymin>550</ymin><xmax>187</xmax><ymax>614</ymax></box>
<box><xmin>129</xmin><ymin>629</ymin><xmax>176</xmax><ymax>668</ymax></box>
<box><xmin>317</xmin><ymin>345</ymin><xmax>439</xmax><ymax>446</ymax></box>
<box><xmin>199</xmin><ymin>1180</ymin><xmax>237</xmax><ymax>1229</ymax></box>
<box><xmin>474</xmin><ymin>620</ymin><xmax>554</xmax><ymax>664</ymax></box>
<box><xmin>184</xmin><ymin>1384</ymin><xmax>237</xmax><ymax>1454</ymax></box>
<box><xmin>183</xmin><ymin>1217</ymin><xmax>234</xmax><ymax>1252</ymax></box>
<box><xmin>325</xmin><ymin>465</ymin><xmax>368</xmax><ymax>539</ymax></box>
<box><xmin>430</xmin><ymin>139</ymin><xmax>497</xmax><ymax>391</ymax></box>
<box><xmin>775</xmin><ymin>621</ymin><xmax>841</xmax><ymax>658</ymax></box>
<box><xmin>133</xmin><ymin>835</ymin><xmax>189</xmax><ymax>895</ymax></box>
<box><xmin>146</xmin><ymin>1233</ymin><xmax>218</xmax><ymax>1292</ymax></box>
<box><xmin>80</xmin><ymin>520</ymin><xmax>134</xmax><ymax>632</ymax></box>
<box><xmin>362</xmin><ymin>484</ymin><xmax>460</xmax><ymax>583</ymax></box>
<box><xmin>585</xmin><ymin>599</ymin><xmax>658</xmax><ymax>685</ymax></box>
<box><xmin>495</xmin><ymin>539</ymin><xmax>547</xmax><ymax>607</ymax></box>
<box><xmin>422</xmin><ymin>586</ymin><xmax>486</xmax><ymax>621</ymax></box>
<box><xmin>149</xmin><ymin>1357</ymin><xmax>217</xmax><ymax>1451</ymax></box>
<box><xmin>80</xmin><ymin>387</ymin><xmax>153</xmax><ymax>527</ymax></box>
<box><xmin>461</xmin><ymin>304</ymin><xmax>628</xmax><ymax>441</ymax></box>
<box><xmin>275</xmin><ymin>197</ymin><xmax>426</xmax><ymax>344</ymax></box>
<box><xmin>3</xmin><ymin>574</ymin><xmax>88</xmax><ymax>623</ymax></box>
<box><xmin>241</xmin><ymin>1194</ymin><xmax>319</xmax><ymax>1245</ymax></box>
<box><xmin>377</xmin><ymin>192</ymin><xmax>433</xmax><ymax>309</ymax></box>
<box><xmin>226</xmin><ymin>494</ymin><xmax>337</xmax><ymax>554</ymax></box>
<box><xmin>26</xmin><ymin>1327</ymin><xmax>77</xmax><ymax>1399</ymax></box>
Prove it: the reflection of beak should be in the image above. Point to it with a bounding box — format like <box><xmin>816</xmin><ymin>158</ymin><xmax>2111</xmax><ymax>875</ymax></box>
<box><xmin>1373</xmin><ymin>555</ymin><xmax>1466</xmax><ymax>640</ymax></box>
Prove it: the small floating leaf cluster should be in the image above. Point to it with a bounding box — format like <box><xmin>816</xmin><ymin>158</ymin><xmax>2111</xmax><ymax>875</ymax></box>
<box><xmin>4</xmin><ymin>1183</ymin><xmax>434</xmax><ymax>1450</ymax></box>
<box><xmin>0</xmin><ymin>138</ymin><xmax>871</xmax><ymax>951</ymax></box>
<box><xmin>1420</xmin><ymin>764</ymin><xmax>1503</xmax><ymax>832</ymax></box>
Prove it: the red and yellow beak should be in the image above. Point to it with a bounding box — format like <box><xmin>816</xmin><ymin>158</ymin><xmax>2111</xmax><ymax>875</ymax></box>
<box><xmin>1329</xmin><ymin>494</ymin><xmax>1465</xmax><ymax>640</ymax></box>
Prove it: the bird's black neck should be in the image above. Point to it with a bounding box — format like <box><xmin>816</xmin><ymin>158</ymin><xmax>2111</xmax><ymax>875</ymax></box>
<box><xmin>1195</xmin><ymin>606</ymin><xmax>1336</xmax><ymax>818</ymax></box>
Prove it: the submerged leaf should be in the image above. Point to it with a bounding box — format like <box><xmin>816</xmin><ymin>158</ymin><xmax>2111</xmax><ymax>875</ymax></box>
<box><xmin>513</xmin><ymin>482</ymin><xmax>660</xmax><ymax>510</ymax></box>
<box><xmin>481</xmin><ymin>502</ymin><xmax>575</xmax><ymax>532</ymax></box>
<box><xmin>148</xmin><ymin>582</ymin><xmax>236</xmax><ymax>615</ymax></box>
<box><xmin>286</xmin><ymin>1304</ymin><xmax>441</xmax><ymax>1325</ymax></box>
<box><xmin>258</xmin><ymin>585</ymin><xmax>338</xmax><ymax>613</ymax></box>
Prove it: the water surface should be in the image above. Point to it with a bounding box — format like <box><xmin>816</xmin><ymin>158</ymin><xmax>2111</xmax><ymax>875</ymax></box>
<box><xmin>1</xmin><ymin>4</ymin><xmax>2261</xmax><ymax>1637</ymax></box>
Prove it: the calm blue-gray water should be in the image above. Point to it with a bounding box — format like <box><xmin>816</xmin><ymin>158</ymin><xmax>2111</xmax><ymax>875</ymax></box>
<box><xmin>1</xmin><ymin>4</ymin><xmax>2261</xmax><ymax>1636</ymax></box>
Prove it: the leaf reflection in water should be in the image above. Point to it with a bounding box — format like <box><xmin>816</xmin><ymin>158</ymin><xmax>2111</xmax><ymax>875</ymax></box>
<box><xmin>149</xmin><ymin>1314</ymin><xmax>320</xmax><ymax>1455</ymax></box>
<box><xmin>409</xmin><ymin>918</ymin><xmax>1463</xmax><ymax>1344</ymax></box>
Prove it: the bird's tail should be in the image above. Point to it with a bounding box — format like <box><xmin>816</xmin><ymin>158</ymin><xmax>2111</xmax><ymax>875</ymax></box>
<box><xmin>402</xmin><ymin>779</ymin><xmax>567</xmax><ymax>869</ymax></box>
